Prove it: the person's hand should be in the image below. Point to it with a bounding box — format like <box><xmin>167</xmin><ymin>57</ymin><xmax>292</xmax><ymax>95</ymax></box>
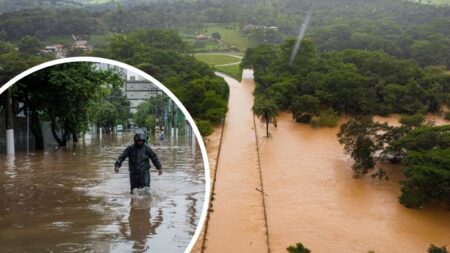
<box><xmin>114</xmin><ymin>166</ymin><xmax>119</xmax><ymax>174</ymax></box>
<box><xmin>158</xmin><ymin>169</ymin><xmax>162</xmax><ymax>176</ymax></box>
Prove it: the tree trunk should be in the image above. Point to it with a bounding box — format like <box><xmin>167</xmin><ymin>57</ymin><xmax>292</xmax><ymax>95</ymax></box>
<box><xmin>51</xmin><ymin>125</ymin><xmax>63</xmax><ymax>146</ymax></box>
<box><xmin>72</xmin><ymin>133</ymin><xmax>78</xmax><ymax>144</ymax></box>
<box><xmin>30</xmin><ymin>109</ymin><xmax>44</xmax><ymax>150</ymax></box>
<box><xmin>50</xmin><ymin>120</ymin><xmax>67</xmax><ymax>147</ymax></box>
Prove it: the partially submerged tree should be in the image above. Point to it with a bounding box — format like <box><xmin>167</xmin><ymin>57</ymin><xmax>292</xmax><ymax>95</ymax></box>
<box><xmin>89</xmin><ymin>87</ymin><xmax>131</xmax><ymax>134</ymax></box>
<box><xmin>290</xmin><ymin>95</ymin><xmax>320</xmax><ymax>123</ymax></box>
<box><xmin>133</xmin><ymin>94</ymin><xmax>169</xmax><ymax>132</ymax></box>
<box><xmin>428</xmin><ymin>244</ymin><xmax>449</xmax><ymax>253</ymax></box>
<box><xmin>287</xmin><ymin>242</ymin><xmax>311</xmax><ymax>253</ymax></box>
<box><xmin>18</xmin><ymin>62</ymin><xmax>123</xmax><ymax>147</ymax></box>
<box><xmin>253</xmin><ymin>95</ymin><xmax>279</xmax><ymax>137</ymax></box>
<box><xmin>337</xmin><ymin>117</ymin><xmax>389</xmax><ymax>177</ymax></box>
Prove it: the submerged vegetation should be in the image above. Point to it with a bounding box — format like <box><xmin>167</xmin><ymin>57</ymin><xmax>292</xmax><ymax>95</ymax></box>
<box><xmin>286</xmin><ymin>242</ymin><xmax>448</xmax><ymax>253</ymax></box>
<box><xmin>338</xmin><ymin>116</ymin><xmax>450</xmax><ymax>208</ymax></box>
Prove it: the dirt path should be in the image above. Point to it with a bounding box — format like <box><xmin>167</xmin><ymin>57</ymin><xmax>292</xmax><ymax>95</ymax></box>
<box><xmin>201</xmin><ymin>70</ymin><xmax>269</xmax><ymax>253</ymax></box>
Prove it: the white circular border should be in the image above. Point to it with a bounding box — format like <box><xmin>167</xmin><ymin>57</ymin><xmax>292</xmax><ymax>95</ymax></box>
<box><xmin>0</xmin><ymin>56</ymin><xmax>210</xmax><ymax>253</ymax></box>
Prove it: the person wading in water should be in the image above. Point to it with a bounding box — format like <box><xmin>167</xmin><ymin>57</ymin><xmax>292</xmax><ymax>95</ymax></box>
<box><xmin>114</xmin><ymin>132</ymin><xmax>163</xmax><ymax>194</ymax></box>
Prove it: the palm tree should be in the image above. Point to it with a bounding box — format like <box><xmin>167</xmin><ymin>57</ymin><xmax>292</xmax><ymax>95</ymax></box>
<box><xmin>253</xmin><ymin>96</ymin><xmax>279</xmax><ymax>137</ymax></box>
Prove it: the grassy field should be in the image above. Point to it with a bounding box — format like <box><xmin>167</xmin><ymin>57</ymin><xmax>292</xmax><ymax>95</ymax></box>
<box><xmin>204</xmin><ymin>24</ymin><xmax>252</xmax><ymax>53</ymax></box>
<box><xmin>215</xmin><ymin>64</ymin><xmax>242</xmax><ymax>81</ymax></box>
<box><xmin>194</xmin><ymin>54</ymin><xmax>241</xmax><ymax>66</ymax></box>
<box><xmin>195</xmin><ymin>53</ymin><xmax>243</xmax><ymax>81</ymax></box>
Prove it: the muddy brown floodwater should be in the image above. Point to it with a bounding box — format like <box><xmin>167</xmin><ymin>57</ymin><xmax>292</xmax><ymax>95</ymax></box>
<box><xmin>202</xmin><ymin>69</ymin><xmax>449</xmax><ymax>253</ymax></box>
<box><xmin>0</xmin><ymin>133</ymin><xmax>205</xmax><ymax>253</ymax></box>
<box><xmin>255</xmin><ymin>104</ymin><xmax>450</xmax><ymax>250</ymax></box>
<box><xmin>203</xmin><ymin>71</ymin><xmax>268</xmax><ymax>253</ymax></box>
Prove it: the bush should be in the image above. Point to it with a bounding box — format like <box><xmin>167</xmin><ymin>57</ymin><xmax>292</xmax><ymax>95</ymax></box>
<box><xmin>444</xmin><ymin>112</ymin><xmax>450</xmax><ymax>120</ymax></box>
<box><xmin>287</xmin><ymin>242</ymin><xmax>311</xmax><ymax>253</ymax></box>
<box><xmin>428</xmin><ymin>244</ymin><xmax>448</xmax><ymax>253</ymax></box>
<box><xmin>310</xmin><ymin>108</ymin><xmax>339</xmax><ymax>128</ymax></box>
<box><xmin>195</xmin><ymin>119</ymin><xmax>214</xmax><ymax>137</ymax></box>
<box><xmin>399</xmin><ymin>113</ymin><xmax>425</xmax><ymax>128</ymax></box>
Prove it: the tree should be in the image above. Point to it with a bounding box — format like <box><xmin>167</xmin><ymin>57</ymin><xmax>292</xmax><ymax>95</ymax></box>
<box><xmin>253</xmin><ymin>95</ymin><xmax>279</xmax><ymax>137</ymax></box>
<box><xmin>211</xmin><ymin>32</ymin><xmax>221</xmax><ymax>40</ymax></box>
<box><xmin>428</xmin><ymin>244</ymin><xmax>448</xmax><ymax>253</ymax></box>
<box><xmin>241</xmin><ymin>44</ymin><xmax>278</xmax><ymax>72</ymax></box>
<box><xmin>196</xmin><ymin>119</ymin><xmax>214</xmax><ymax>137</ymax></box>
<box><xmin>290</xmin><ymin>95</ymin><xmax>320</xmax><ymax>123</ymax></box>
<box><xmin>17</xmin><ymin>62</ymin><xmax>123</xmax><ymax>147</ymax></box>
<box><xmin>89</xmin><ymin>87</ymin><xmax>130</xmax><ymax>134</ymax></box>
<box><xmin>400</xmin><ymin>148</ymin><xmax>450</xmax><ymax>208</ymax></box>
<box><xmin>0</xmin><ymin>41</ymin><xmax>51</xmax><ymax>150</ymax></box>
<box><xmin>18</xmin><ymin>36</ymin><xmax>42</xmax><ymax>55</ymax></box>
<box><xmin>399</xmin><ymin>113</ymin><xmax>425</xmax><ymax>129</ymax></box>
<box><xmin>133</xmin><ymin>95</ymin><xmax>169</xmax><ymax>131</ymax></box>
<box><xmin>337</xmin><ymin>118</ymin><xmax>388</xmax><ymax>177</ymax></box>
<box><xmin>287</xmin><ymin>242</ymin><xmax>311</xmax><ymax>253</ymax></box>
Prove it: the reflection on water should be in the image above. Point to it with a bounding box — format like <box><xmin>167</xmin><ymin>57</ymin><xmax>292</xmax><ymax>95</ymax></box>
<box><xmin>0</xmin><ymin>133</ymin><xmax>205</xmax><ymax>252</ymax></box>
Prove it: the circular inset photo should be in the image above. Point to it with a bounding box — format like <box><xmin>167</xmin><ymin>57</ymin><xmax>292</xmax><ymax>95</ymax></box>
<box><xmin>0</xmin><ymin>57</ymin><xmax>209</xmax><ymax>253</ymax></box>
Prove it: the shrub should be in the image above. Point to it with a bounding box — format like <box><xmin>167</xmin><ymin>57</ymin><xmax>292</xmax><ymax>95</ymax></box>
<box><xmin>428</xmin><ymin>244</ymin><xmax>448</xmax><ymax>253</ymax></box>
<box><xmin>287</xmin><ymin>242</ymin><xmax>311</xmax><ymax>253</ymax></box>
<box><xmin>310</xmin><ymin>108</ymin><xmax>339</xmax><ymax>128</ymax></box>
<box><xmin>195</xmin><ymin>119</ymin><xmax>214</xmax><ymax>137</ymax></box>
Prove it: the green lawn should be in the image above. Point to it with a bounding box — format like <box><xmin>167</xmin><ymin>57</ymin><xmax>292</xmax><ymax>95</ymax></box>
<box><xmin>194</xmin><ymin>53</ymin><xmax>243</xmax><ymax>81</ymax></box>
<box><xmin>204</xmin><ymin>24</ymin><xmax>252</xmax><ymax>53</ymax></box>
<box><xmin>215</xmin><ymin>64</ymin><xmax>242</xmax><ymax>81</ymax></box>
<box><xmin>194</xmin><ymin>54</ymin><xmax>241</xmax><ymax>66</ymax></box>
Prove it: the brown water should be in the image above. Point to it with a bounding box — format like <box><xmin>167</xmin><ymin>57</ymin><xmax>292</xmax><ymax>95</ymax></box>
<box><xmin>0</xmin><ymin>133</ymin><xmax>205</xmax><ymax>253</ymax></box>
<box><xmin>203</xmin><ymin>71</ymin><xmax>268</xmax><ymax>252</ymax></box>
<box><xmin>374</xmin><ymin>113</ymin><xmax>450</xmax><ymax>126</ymax></box>
<box><xmin>257</xmin><ymin>113</ymin><xmax>450</xmax><ymax>250</ymax></box>
<box><xmin>202</xmin><ymin>70</ymin><xmax>449</xmax><ymax>253</ymax></box>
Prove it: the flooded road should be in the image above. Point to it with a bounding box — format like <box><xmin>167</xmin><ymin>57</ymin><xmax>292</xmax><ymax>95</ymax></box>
<box><xmin>203</xmin><ymin>71</ymin><xmax>268</xmax><ymax>252</ymax></box>
<box><xmin>201</xmin><ymin>69</ymin><xmax>450</xmax><ymax>253</ymax></box>
<box><xmin>0</xmin><ymin>133</ymin><xmax>205</xmax><ymax>253</ymax></box>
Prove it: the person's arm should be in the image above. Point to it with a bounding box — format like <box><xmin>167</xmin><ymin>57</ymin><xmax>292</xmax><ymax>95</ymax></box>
<box><xmin>148</xmin><ymin>146</ymin><xmax>162</xmax><ymax>175</ymax></box>
<box><xmin>114</xmin><ymin>146</ymin><xmax>130</xmax><ymax>173</ymax></box>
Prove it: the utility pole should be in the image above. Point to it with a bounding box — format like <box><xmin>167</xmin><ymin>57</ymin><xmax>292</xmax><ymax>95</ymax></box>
<box><xmin>5</xmin><ymin>89</ymin><xmax>15</xmax><ymax>155</ymax></box>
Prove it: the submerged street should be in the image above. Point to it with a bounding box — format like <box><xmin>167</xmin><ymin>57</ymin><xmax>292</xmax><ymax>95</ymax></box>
<box><xmin>202</xmin><ymin>70</ymin><xmax>450</xmax><ymax>253</ymax></box>
<box><xmin>0</xmin><ymin>133</ymin><xmax>205</xmax><ymax>253</ymax></box>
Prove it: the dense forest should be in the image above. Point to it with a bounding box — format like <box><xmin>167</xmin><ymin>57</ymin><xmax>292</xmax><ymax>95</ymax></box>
<box><xmin>1</xmin><ymin>0</ymin><xmax>449</xmax><ymax>66</ymax></box>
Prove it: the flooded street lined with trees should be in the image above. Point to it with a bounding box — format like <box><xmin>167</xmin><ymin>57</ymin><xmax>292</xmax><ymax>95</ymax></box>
<box><xmin>202</xmin><ymin>71</ymin><xmax>450</xmax><ymax>253</ymax></box>
<box><xmin>0</xmin><ymin>133</ymin><xmax>205</xmax><ymax>252</ymax></box>
<box><xmin>203</xmin><ymin>71</ymin><xmax>268</xmax><ymax>253</ymax></box>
